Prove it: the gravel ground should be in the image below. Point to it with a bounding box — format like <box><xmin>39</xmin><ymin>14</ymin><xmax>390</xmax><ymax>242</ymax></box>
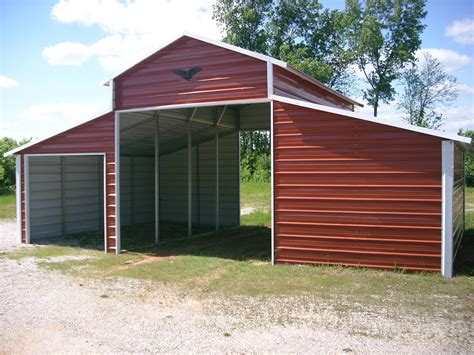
<box><xmin>0</xmin><ymin>219</ymin><xmax>472</xmax><ymax>353</ymax></box>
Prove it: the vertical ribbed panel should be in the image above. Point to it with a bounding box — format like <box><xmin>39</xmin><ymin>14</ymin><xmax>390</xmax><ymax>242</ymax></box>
<box><xmin>114</xmin><ymin>36</ymin><xmax>268</xmax><ymax>110</ymax></box>
<box><xmin>273</xmin><ymin>101</ymin><xmax>442</xmax><ymax>271</ymax></box>
<box><xmin>453</xmin><ymin>144</ymin><xmax>464</xmax><ymax>258</ymax></box>
<box><xmin>20</xmin><ymin>113</ymin><xmax>117</xmax><ymax>252</ymax></box>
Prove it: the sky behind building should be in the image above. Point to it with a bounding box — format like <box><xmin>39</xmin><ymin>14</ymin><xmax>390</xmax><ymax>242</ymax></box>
<box><xmin>1</xmin><ymin>0</ymin><xmax>473</xmax><ymax>140</ymax></box>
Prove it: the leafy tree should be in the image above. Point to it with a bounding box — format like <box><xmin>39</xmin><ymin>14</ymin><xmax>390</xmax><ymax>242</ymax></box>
<box><xmin>345</xmin><ymin>0</ymin><xmax>427</xmax><ymax>116</ymax></box>
<box><xmin>459</xmin><ymin>129</ymin><xmax>474</xmax><ymax>186</ymax></box>
<box><xmin>0</xmin><ymin>137</ymin><xmax>30</xmax><ymax>194</ymax></box>
<box><xmin>213</xmin><ymin>0</ymin><xmax>357</xmax><ymax>94</ymax></box>
<box><xmin>398</xmin><ymin>53</ymin><xmax>458</xmax><ymax>129</ymax></box>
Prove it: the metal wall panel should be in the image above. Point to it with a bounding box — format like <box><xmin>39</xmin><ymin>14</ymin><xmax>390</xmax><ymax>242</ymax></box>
<box><xmin>453</xmin><ymin>144</ymin><xmax>465</xmax><ymax>258</ymax></box>
<box><xmin>20</xmin><ymin>113</ymin><xmax>117</xmax><ymax>252</ymax></box>
<box><xmin>160</xmin><ymin>131</ymin><xmax>239</xmax><ymax>228</ymax></box>
<box><xmin>120</xmin><ymin>156</ymin><xmax>155</xmax><ymax>225</ymax></box>
<box><xmin>114</xmin><ymin>36</ymin><xmax>268</xmax><ymax>110</ymax></box>
<box><xmin>273</xmin><ymin>66</ymin><xmax>354</xmax><ymax>111</ymax></box>
<box><xmin>273</xmin><ymin>102</ymin><xmax>443</xmax><ymax>271</ymax></box>
<box><xmin>28</xmin><ymin>156</ymin><xmax>103</xmax><ymax>239</ymax></box>
<box><xmin>239</xmin><ymin>103</ymin><xmax>271</xmax><ymax>130</ymax></box>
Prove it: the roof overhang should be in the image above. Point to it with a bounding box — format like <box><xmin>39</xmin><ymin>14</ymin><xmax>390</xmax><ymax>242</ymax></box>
<box><xmin>273</xmin><ymin>95</ymin><xmax>472</xmax><ymax>145</ymax></box>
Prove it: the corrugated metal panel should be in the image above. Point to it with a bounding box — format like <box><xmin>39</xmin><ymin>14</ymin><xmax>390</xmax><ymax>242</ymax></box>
<box><xmin>160</xmin><ymin>131</ymin><xmax>239</xmax><ymax>228</ymax></box>
<box><xmin>114</xmin><ymin>36</ymin><xmax>268</xmax><ymax>110</ymax></box>
<box><xmin>273</xmin><ymin>66</ymin><xmax>353</xmax><ymax>111</ymax></box>
<box><xmin>20</xmin><ymin>112</ymin><xmax>117</xmax><ymax>252</ymax></box>
<box><xmin>120</xmin><ymin>156</ymin><xmax>155</xmax><ymax>226</ymax></box>
<box><xmin>28</xmin><ymin>156</ymin><xmax>103</xmax><ymax>239</ymax></box>
<box><xmin>239</xmin><ymin>103</ymin><xmax>270</xmax><ymax>130</ymax></box>
<box><xmin>273</xmin><ymin>101</ymin><xmax>442</xmax><ymax>271</ymax></box>
<box><xmin>453</xmin><ymin>144</ymin><xmax>464</xmax><ymax>258</ymax></box>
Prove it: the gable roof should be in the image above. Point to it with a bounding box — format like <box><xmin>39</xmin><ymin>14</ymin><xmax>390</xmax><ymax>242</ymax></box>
<box><xmin>273</xmin><ymin>95</ymin><xmax>471</xmax><ymax>145</ymax></box>
<box><xmin>107</xmin><ymin>32</ymin><xmax>362</xmax><ymax>108</ymax></box>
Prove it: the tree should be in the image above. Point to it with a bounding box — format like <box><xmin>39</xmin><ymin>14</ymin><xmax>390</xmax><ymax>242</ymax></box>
<box><xmin>459</xmin><ymin>129</ymin><xmax>474</xmax><ymax>186</ymax></box>
<box><xmin>345</xmin><ymin>0</ymin><xmax>427</xmax><ymax>116</ymax></box>
<box><xmin>0</xmin><ymin>137</ymin><xmax>30</xmax><ymax>194</ymax></box>
<box><xmin>398</xmin><ymin>53</ymin><xmax>458</xmax><ymax>129</ymax></box>
<box><xmin>212</xmin><ymin>0</ymin><xmax>357</xmax><ymax>94</ymax></box>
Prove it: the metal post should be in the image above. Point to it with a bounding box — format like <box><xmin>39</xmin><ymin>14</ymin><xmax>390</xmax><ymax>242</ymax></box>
<box><xmin>24</xmin><ymin>155</ymin><xmax>30</xmax><ymax>244</ymax></box>
<box><xmin>442</xmin><ymin>140</ymin><xmax>454</xmax><ymax>278</ymax></box>
<box><xmin>215</xmin><ymin>128</ymin><xmax>219</xmax><ymax>232</ymax></box>
<box><xmin>15</xmin><ymin>155</ymin><xmax>21</xmax><ymax>243</ymax></box>
<box><xmin>155</xmin><ymin>112</ymin><xmax>160</xmax><ymax>244</ymax></box>
<box><xmin>188</xmin><ymin>120</ymin><xmax>192</xmax><ymax>237</ymax></box>
<box><xmin>114</xmin><ymin>111</ymin><xmax>121</xmax><ymax>254</ymax></box>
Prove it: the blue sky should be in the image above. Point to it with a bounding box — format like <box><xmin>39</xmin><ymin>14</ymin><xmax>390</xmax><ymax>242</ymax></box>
<box><xmin>1</xmin><ymin>0</ymin><xmax>473</xmax><ymax>141</ymax></box>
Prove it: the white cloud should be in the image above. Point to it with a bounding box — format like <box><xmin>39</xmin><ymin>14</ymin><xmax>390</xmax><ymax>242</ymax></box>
<box><xmin>445</xmin><ymin>18</ymin><xmax>474</xmax><ymax>45</ymax></box>
<box><xmin>22</xmin><ymin>102</ymin><xmax>104</xmax><ymax>125</ymax></box>
<box><xmin>44</xmin><ymin>0</ymin><xmax>220</xmax><ymax>72</ymax></box>
<box><xmin>0</xmin><ymin>75</ymin><xmax>19</xmax><ymax>88</ymax></box>
<box><xmin>455</xmin><ymin>83</ymin><xmax>474</xmax><ymax>95</ymax></box>
<box><xmin>417</xmin><ymin>48</ymin><xmax>472</xmax><ymax>73</ymax></box>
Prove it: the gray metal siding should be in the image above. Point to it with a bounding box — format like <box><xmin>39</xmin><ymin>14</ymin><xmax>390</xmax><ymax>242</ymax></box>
<box><xmin>120</xmin><ymin>156</ymin><xmax>155</xmax><ymax>226</ymax></box>
<box><xmin>453</xmin><ymin>144</ymin><xmax>465</xmax><ymax>258</ymax></box>
<box><xmin>160</xmin><ymin>131</ymin><xmax>240</xmax><ymax>227</ymax></box>
<box><xmin>29</xmin><ymin>156</ymin><xmax>103</xmax><ymax>240</ymax></box>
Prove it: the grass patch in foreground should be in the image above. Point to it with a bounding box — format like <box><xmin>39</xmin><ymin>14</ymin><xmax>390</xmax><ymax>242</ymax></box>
<box><xmin>0</xmin><ymin>194</ymin><xmax>15</xmax><ymax>219</ymax></box>
<box><xmin>241</xmin><ymin>181</ymin><xmax>270</xmax><ymax>210</ymax></box>
<box><xmin>241</xmin><ymin>210</ymin><xmax>270</xmax><ymax>226</ymax></box>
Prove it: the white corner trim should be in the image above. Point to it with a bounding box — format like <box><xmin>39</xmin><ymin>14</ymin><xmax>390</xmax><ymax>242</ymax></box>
<box><xmin>442</xmin><ymin>140</ymin><xmax>454</xmax><ymax>278</ymax></box>
<box><xmin>270</xmin><ymin>100</ymin><xmax>275</xmax><ymax>265</ymax></box>
<box><xmin>267</xmin><ymin>61</ymin><xmax>273</xmax><ymax>99</ymax></box>
<box><xmin>114</xmin><ymin>111</ymin><xmax>121</xmax><ymax>255</ymax></box>
<box><xmin>273</xmin><ymin>95</ymin><xmax>472</xmax><ymax>144</ymax></box>
<box><xmin>15</xmin><ymin>156</ymin><xmax>22</xmax><ymax>243</ymax></box>
<box><xmin>103</xmin><ymin>154</ymin><xmax>108</xmax><ymax>253</ymax></box>
<box><xmin>24</xmin><ymin>156</ymin><xmax>30</xmax><ymax>244</ymax></box>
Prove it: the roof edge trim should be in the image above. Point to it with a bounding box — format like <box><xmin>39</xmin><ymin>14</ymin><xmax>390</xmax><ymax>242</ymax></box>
<box><xmin>4</xmin><ymin>110</ymin><xmax>114</xmax><ymax>157</ymax></box>
<box><xmin>273</xmin><ymin>95</ymin><xmax>471</xmax><ymax>144</ymax></box>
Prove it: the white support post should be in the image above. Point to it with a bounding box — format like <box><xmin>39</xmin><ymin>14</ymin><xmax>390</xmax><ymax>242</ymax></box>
<box><xmin>24</xmin><ymin>155</ymin><xmax>30</xmax><ymax>244</ymax></box>
<box><xmin>187</xmin><ymin>120</ymin><xmax>192</xmax><ymax>237</ymax></box>
<box><xmin>114</xmin><ymin>111</ymin><xmax>121</xmax><ymax>254</ymax></box>
<box><xmin>215</xmin><ymin>128</ymin><xmax>219</xmax><ymax>232</ymax></box>
<box><xmin>270</xmin><ymin>100</ymin><xmax>275</xmax><ymax>265</ymax></box>
<box><xmin>102</xmin><ymin>155</ymin><xmax>108</xmax><ymax>253</ymax></box>
<box><xmin>267</xmin><ymin>61</ymin><xmax>273</xmax><ymax>99</ymax></box>
<box><xmin>155</xmin><ymin>112</ymin><xmax>160</xmax><ymax>244</ymax></box>
<box><xmin>442</xmin><ymin>140</ymin><xmax>454</xmax><ymax>278</ymax></box>
<box><xmin>15</xmin><ymin>156</ymin><xmax>21</xmax><ymax>243</ymax></box>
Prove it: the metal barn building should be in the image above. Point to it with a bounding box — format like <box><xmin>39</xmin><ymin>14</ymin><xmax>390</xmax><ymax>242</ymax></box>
<box><xmin>6</xmin><ymin>33</ymin><xmax>470</xmax><ymax>277</ymax></box>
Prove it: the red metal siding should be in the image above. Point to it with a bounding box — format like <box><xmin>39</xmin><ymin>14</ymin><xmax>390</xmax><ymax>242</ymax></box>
<box><xmin>273</xmin><ymin>101</ymin><xmax>442</xmax><ymax>271</ymax></box>
<box><xmin>273</xmin><ymin>66</ymin><xmax>354</xmax><ymax>111</ymax></box>
<box><xmin>20</xmin><ymin>113</ymin><xmax>117</xmax><ymax>253</ymax></box>
<box><xmin>114</xmin><ymin>36</ymin><xmax>268</xmax><ymax>110</ymax></box>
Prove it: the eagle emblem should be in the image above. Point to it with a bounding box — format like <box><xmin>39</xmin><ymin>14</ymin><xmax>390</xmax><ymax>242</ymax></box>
<box><xmin>174</xmin><ymin>67</ymin><xmax>202</xmax><ymax>81</ymax></box>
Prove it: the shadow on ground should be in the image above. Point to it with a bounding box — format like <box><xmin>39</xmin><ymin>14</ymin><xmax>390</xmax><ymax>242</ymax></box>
<box><xmin>32</xmin><ymin>223</ymin><xmax>272</xmax><ymax>262</ymax></box>
<box><xmin>454</xmin><ymin>227</ymin><xmax>474</xmax><ymax>276</ymax></box>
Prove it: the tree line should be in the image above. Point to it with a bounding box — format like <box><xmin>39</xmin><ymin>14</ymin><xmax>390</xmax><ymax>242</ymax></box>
<box><xmin>213</xmin><ymin>0</ymin><xmax>468</xmax><ymax>183</ymax></box>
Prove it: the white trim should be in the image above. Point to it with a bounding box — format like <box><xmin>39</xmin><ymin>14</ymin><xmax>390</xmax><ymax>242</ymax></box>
<box><xmin>270</xmin><ymin>100</ymin><xmax>275</xmax><ymax>265</ymax></box>
<box><xmin>4</xmin><ymin>112</ymin><xmax>113</xmax><ymax>157</ymax></box>
<box><xmin>22</xmin><ymin>153</ymin><xmax>106</xmax><ymax>157</ymax></box>
<box><xmin>110</xmin><ymin>79</ymin><xmax>115</xmax><ymax>111</ymax></box>
<box><xmin>24</xmin><ymin>156</ymin><xmax>30</xmax><ymax>244</ymax></box>
<box><xmin>267</xmin><ymin>61</ymin><xmax>273</xmax><ymax>99</ymax></box>
<box><xmin>15</xmin><ymin>156</ymin><xmax>21</xmax><ymax>243</ymax></box>
<box><xmin>116</xmin><ymin>98</ymin><xmax>271</xmax><ymax>114</ymax></box>
<box><xmin>115</xmin><ymin>112</ymin><xmax>121</xmax><ymax>254</ymax></box>
<box><xmin>442</xmin><ymin>140</ymin><xmax>454</xmax><ymax>278</ymax></box>
<box><xmin>238</xmin><ymin>128</ymin><xmax>241</xmax><ymax>227</ymax></box>
<box><xmin>273</xmin><ymin>95</ymin><xmax>472</xmax><ymax>144</ymax></box>
<box><xmin>154</xmin><ymin>112</ymin><xmax>160</xmax><ymax>244</ymax></box>
<box><xmin>103</xmin><ymin>154</ymin><xmax>107</xmax><ymax>253</ymax></box>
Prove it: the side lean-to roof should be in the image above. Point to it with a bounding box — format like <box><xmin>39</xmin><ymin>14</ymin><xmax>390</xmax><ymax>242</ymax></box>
<box><xmin>5</xmin><ymin>33</ymin><xmax>471</xmax><ymax>156</ymax></box>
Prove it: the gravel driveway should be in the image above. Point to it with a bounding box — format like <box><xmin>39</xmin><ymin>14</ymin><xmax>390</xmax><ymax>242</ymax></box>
<box><xmin>0</xmin><ymin>219</ymin><xmax>472</xmax><ymax>353</ymax></box>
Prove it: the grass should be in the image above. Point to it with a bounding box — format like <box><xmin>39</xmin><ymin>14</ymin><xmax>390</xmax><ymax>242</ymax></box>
<box><xmin>240</xmin><ymin>181</ymin><xmax>271</xmax><ymax>226</ymax></box>
<box><xmin>2</xmin><ymin>182</ymin><xmax>474</xmax><ymax>314</ymax></box>
<box><xmin>0</xmin><ymin>194</ymin><xmax>15</xmax><ymax>219</ymax></box>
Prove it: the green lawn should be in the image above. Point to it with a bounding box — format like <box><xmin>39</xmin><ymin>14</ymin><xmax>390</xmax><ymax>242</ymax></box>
<box><xmin>0</xmin><ymin>194</ymin><xmax>15</xmax><ymax>219</ymax></box>
<box><xmin>2</xmin><ymin>182</ymin><xmax>473</xmax><ymax>314</ymax></box>
<box><xmin>240</xmin><ymin>181</ymin><xmax>271</xmax><ymax>226</ymax></box>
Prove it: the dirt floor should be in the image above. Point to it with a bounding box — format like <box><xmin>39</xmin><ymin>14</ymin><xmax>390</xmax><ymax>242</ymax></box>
<box><xmin>0</xmin><ymin>219</ymin><xmax>473</xmax><ymax>353</ymax></box>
